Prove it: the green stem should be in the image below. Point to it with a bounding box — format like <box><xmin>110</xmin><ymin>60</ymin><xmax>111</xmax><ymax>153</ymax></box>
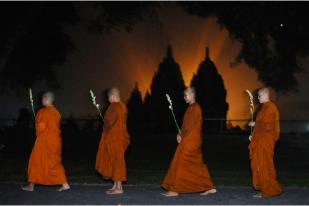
<box><xmin>96</xmin><ymin>107</ymin><xmax>104</xmax><ymax>121</ymax></box>
<box><xmin>170</xmin><ymin>109</ymin><xmax>181</xmax><ymax>134</ymax></box>
<box><xmin>250</xmin><ymin>112</ymin><xmax>253</xmax><ymax>135</ymax></box>
<box><xmin>30</xmin><ymin>104</ymin><xmax>35</xmax><ymax>119</ymax></box>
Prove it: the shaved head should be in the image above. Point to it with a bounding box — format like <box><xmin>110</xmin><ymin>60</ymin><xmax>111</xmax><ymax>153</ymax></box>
<box><xmin>108</xmin><ymin>87</ymin><xmax>120</xmax><ymax>103</ymax></box>
<box><xmin>259</xmin><ymin>87</ymin><xmax>270</xmax><ymax>96</ymax></box>
<box><xmin>184</xmin><ymin>87</ymin><xmax>196</xmax><ymax>104</ymax></box>
<box><xmin>42</xmin><ymin>91</ymin><xmax>54</xmax><ymax>106</ymax></box>
<box><xmin>258</xmin><ymin>87</ymin><xmax>270</xmax><ymax>103</ymax></box>
<box><xmin>108</xmin><ymin>87</ymin><xmax>120</xmax><ymax>97</ymax></box>
<box><xmin>185</xmin><ymin>87</ymin><xmax>196</xmax><ymax>96</ymax></box>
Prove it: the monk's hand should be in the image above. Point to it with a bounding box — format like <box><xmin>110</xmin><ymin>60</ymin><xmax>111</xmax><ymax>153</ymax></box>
<box><xmin>177</xmin><ymin>134</ymin><xmax>182</xmax><ymax>143</ymax></box>
<box><xmin>249</xmin><ymin>135</ymin><xmax>252</xmax><ymax>141</ymax></box>
<box><xmin>248</xmin><ymin>121</ymin><xmax>255</xmax><ymax>127</ymax></box>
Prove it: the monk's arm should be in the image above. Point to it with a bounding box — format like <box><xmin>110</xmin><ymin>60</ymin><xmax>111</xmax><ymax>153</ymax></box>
<box><xmin>255</xmin><ymin>107</ymin><xmax>277</xmax><ymax>133</ymax></box>
<box><xmin>103</xmin><ymin>107</ymin><xmax>119</xmax><ymax>132</ymax></box>
<box><xmin>35</xmin><ymin>111</ymin><xmax>47</xmax><ymax>134</ymax></box>
<box><xmin>180</xmin><ymin>108</ymin><xmax>200</xmax><ymax>137</ymax></box>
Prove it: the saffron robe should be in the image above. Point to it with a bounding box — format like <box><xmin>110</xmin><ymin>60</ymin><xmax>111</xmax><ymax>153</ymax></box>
<box><xmin>249</xmin><ymin>101</ymin><xmax>283</xmax><ymax>197</ymax></box>
<box><xmin>28</xmin><ymin>105</ymin><xmax>67</xmax><ymax>185</ymax></box>
<box><xmin>162</xmin><ymin>103</ymin><xmax>215</xmax><ymax>193</ymax></box>
<box><xmin>96</xmin><ymin>102</ymin><xmax>130</xmax><ymax>181</ymax></box>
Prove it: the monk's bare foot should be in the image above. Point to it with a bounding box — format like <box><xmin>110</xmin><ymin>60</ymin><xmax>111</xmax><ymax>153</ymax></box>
<box><xmin>107</xmin><ymin>185</ymin><xmax>117</xmax><ymax>191</ymax></box>
<box><xmin>200</xmin><ymin>188</ymin><xmax>217</xmax><ymax>196</ymax></box>
<box><xmin>21</xmin><ymin>185</ymin><xmax>34</xmax><ymax>192</ymax></box>
<box><xmin>253</xmin><ymin>193</ymin><xmax>262</xmax><ymax>198</ymax></box>
<box><xmin>161</xmin><ymin>191</ymin><xmax>179</xmax><ymax>197</ymax></box>
<box><xmin>106</xmin><ymin>189</ymin><xmax>123</xmax><ymax>195</ymax></box>
<box><xmin>57</xmin><ymin>184</ymin><xmax>70</xmax><ymax>192</ymax></box>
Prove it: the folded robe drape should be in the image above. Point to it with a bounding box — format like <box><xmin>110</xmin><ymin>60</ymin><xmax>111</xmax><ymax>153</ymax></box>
<box><xmin>28</xmin><ymin>105</ymin><xmax>67</xmax><ymax>185</ymax></box>
<box><xmin>249</xmin><ymin>101</ymin><xmax>283</xmax><ymax>197</ymax></box>
<box><xmin>96</xmin><ymin>102</ymin><xmax>130</xmax><ymax>182</ymax></box>
<box><xmin>162</xmin><ymin>103</ymin><xmax>215</xmax><ymax>193</ymax></box>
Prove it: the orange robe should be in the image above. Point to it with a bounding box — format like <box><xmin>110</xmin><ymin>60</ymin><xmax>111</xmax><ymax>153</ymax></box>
<box><xmin>162</xmin><ymin>103</ymin><xmax>215</xmax><ymax>193</ymax></box>
<box><xmin>28</xmin><ymin>105</ymin><xmax>67</xmax><ymax>185</ymax></box>
<box><xmin>96</xmin><ymin>102</ymin><xmax>130</xmax><ymax>182</ymax></box>
<box><xmin>249</xmin><ymin>101</ymin><xmax>283</xmax><ymax>197</ymax></box>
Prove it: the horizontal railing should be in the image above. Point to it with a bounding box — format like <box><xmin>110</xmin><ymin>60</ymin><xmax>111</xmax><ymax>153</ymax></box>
<box><xmin>0</xmin><ymin>118</ymin><xmax>309</xmax><ymax>134</ymax></box>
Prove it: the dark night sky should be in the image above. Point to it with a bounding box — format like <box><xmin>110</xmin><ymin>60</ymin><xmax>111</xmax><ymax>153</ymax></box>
<box><xmin>1</xmin><ymin>4</ymin><xmax>309</xmax><ymax>129</ymax></box>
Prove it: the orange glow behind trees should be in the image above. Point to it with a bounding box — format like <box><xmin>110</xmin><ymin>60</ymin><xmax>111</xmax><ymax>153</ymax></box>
<box><xmin>111</xmin><ymin>9</ymin><xmax>263</xmax><ymax>126</ymax></box>
<box><xmin>61</xmin><ymin>6</ymin><xmax>263</xmax><ymax>127</ymax></box>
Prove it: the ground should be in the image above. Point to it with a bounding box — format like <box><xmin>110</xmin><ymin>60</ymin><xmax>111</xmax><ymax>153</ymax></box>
<box><xmin>0</xmin><ymin>133</ymin><xmax>309</xmax><ymax>204</ymax></box>
<box><xmin>1</xmin><ymin>184</ymin><xmax>309</xmax><ymax>205</ymax></box>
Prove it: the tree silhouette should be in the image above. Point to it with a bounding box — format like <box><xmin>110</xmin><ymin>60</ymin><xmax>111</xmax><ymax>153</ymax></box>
<box><xmin>127</xmin><ymin>83</ymin><xmax>144</xmax><ymax>135</ymax></box>
<box><xmin>190</xmin><ymin>47</ymin><xmax>229</xmax><ymax>132</ymax></box>
<box><xmin>0</xmin><ymin>2</ymin><xmax>159</xmax><ymax>95</ymax></box>
<box><xmin>144</xmin><ymin>45</ymin><xmax>186</xmax><ymax>133</ymax></box>
<box><xmin>2</xmin><ymin>2</ymin><xmax>307</xmax><ymax>95</ymax></box>
<box><xmin>180</xmin><ymin>1</ymin><xmax>309</xmax><ymax>94</ymax></box>
<box><xmin>91</xmin><ymin>2</ymin><xmax>309</xmax><ymax>94</ymax></box>
<box><xmin>0</xmin><ymin>2</ymin><xmax>78</xmax><ymax>95</ymax></box>
<box><xmin>86</xmin><ymin>2</ymin><xmax>160</xmax><ymax>33</ymax></box>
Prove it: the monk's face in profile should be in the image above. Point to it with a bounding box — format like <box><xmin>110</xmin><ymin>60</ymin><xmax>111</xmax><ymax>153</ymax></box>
<box><xmin>108</xmin><ymin>88</ymin><xmax>120</xmax><ymax>103</ymax></box>
<box><xmin>258</xmin><ymin>89</ymin><xmax>269</xmax><ymax>104</ymax></box>
<box><xmin>42</xmin><ymin>93</ymin><xmax>54</xmax><ymax>106</ymax></box>
<box><xmin>42</xmin><ymin>97</ymin><xmax>48</xmax><ymax>106</ymax></box>
<box><xmin>184</xmin><ymin>89</ymin><xmax>195</xmax><ymax>104</ymax></box>
<box><xmin>108</xmin><ymin>94</ymin><xmax>115</xmax><ymax>103</ymax></box>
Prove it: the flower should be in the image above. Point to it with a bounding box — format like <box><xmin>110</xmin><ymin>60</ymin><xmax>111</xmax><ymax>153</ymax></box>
<box><xmin>166</xmin><ymin>94</ymin><xmax>172</xmax><ymax>105</ymax></box>
<box><xmin>245</xmin><ymin>89</ymin><xmax>255</xmax><ymax>137</ymax></box>
<box><xmin>29</xmin><ymin>88</ymin><xmax>35</xmax><ymax>117</ymax></box>
<box><xmin>29</xmin><ymin>88</ymin><xmax>33</xmax><ymax>100</ymax></box>
<box><xmin>245</xmin><ymin>89</ymin><xmax>255</xmax><ymax>111</ymax></box>
<box><xmin>245</xmin><ymin>89</ymin><xmax>253</xmax><ymax>99</ymax></box>
<box><xmin>165</xmin><ymin>93</ymin><xmax>181</xmax><ymax>133</ymax></box>
<box><xmin>90</xmin><ymin>89</ymin><xmax>104</xmax><ymax>120</ymax></box>
<box><xmin>90</xmin><ymin>90</ymin><xmax>98</xmax><ymax>106</ymax></box>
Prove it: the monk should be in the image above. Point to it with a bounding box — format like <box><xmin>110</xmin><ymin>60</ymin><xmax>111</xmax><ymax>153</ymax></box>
<box><xmin>95</xmin><ymin>88</ymin><xmax>130</xmax><ymax>195</ymax></box>
<box><xmin>22</xmin><ymin>92</ymin><xmax>70</xmax><ymax>192</ymax></box>
<box><xmin>161</xmin><ymin>87</ymin><xmax>216</xmax><ymax>197</ymax></box>
<box><xmin>248</xmin><ymin>87</ymin><xmax>283</xmax><ymax>198</ymax></box>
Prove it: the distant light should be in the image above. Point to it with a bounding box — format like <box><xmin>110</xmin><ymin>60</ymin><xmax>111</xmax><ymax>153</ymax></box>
<box><xmin>280</xmin><ymin>23</ymin><xmax>284</xmax><ymax>27</ymax></box>
<box><xmin>306</xmin><ymin>124</ymin><xmax>309</xmax><ymax>131</ymax></box>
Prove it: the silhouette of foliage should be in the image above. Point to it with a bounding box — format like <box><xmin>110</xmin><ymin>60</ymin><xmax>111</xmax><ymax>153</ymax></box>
<box><xmin>0</xmin><ymin>2</ymin><xmax>78</xmax><ymax>95</ymax></box>
<box><xmin>180</xmin><ymin>1</ymin><xmax>309</xmax><ymax>94</ymax></box>
<box><xmin>92</xmin><ymin>2</ymin><xmax>309</xmax><ymax>94</ymax></box>
<box><xmin>2</xmin><ymin>2</ymin><xmax>307</xmax><ymax>96</ymax></box>
<box><xmin>86</xmin><ymin>2</ymin><xmax>160</xmax><ymax>33</ymax></box>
